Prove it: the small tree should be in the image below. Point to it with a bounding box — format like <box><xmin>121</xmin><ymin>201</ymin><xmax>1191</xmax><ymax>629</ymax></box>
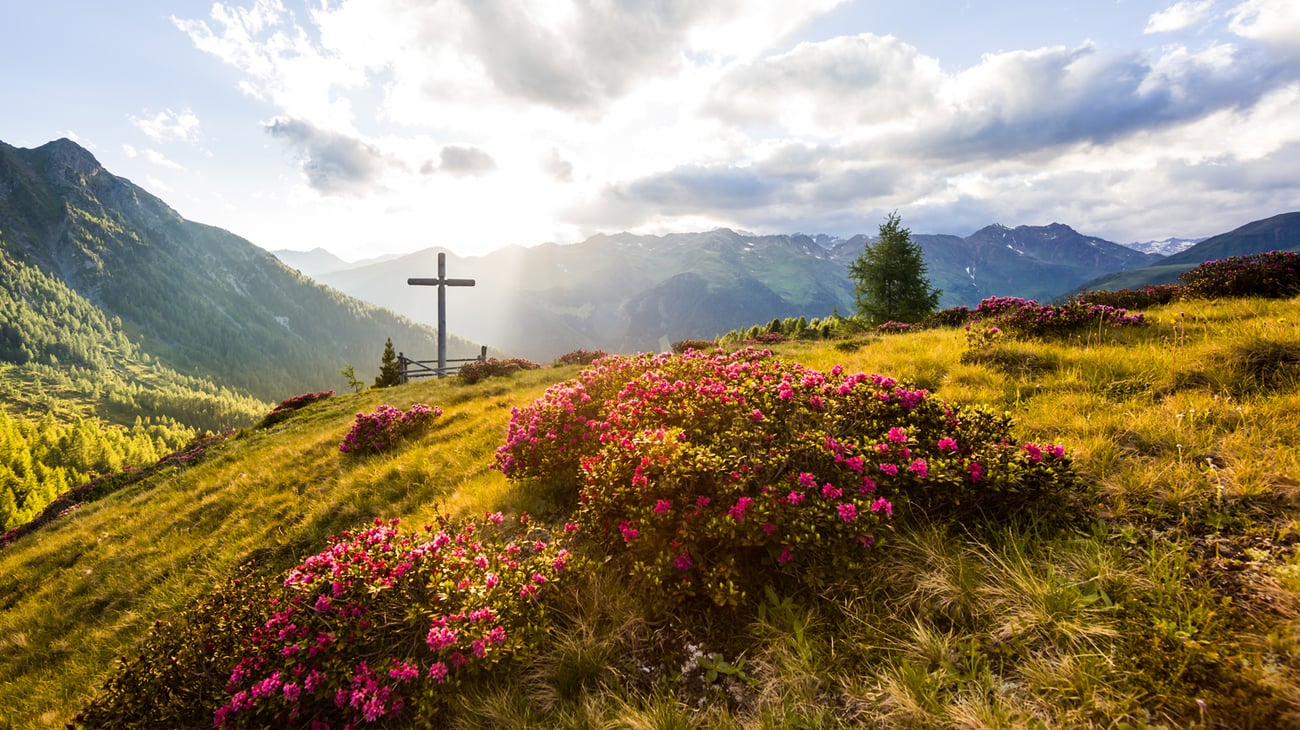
<box><xmin>374</xmin><ymin>338</ymin><xmax>401</xmax><ymax>388</ymax></box>
<box><xmin>339</xmin><ymin>364</ymin><xmax>365</xmax><ymax>394</ymax></box>
<box><xmin>848</xmin><ymin>212</ymin><xmax>941</xmax><ymax>324</ymax></box>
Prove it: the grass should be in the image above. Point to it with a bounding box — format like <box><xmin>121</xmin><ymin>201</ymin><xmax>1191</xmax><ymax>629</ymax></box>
<box><xmin>1</xmin><ymin>298</ymin><xmax>1299</xmax><ymax>727</ymax></box>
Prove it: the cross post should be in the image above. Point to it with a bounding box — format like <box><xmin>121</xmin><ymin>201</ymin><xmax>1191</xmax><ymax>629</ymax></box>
<box><xmin>407</xmin><ymin>252</ymin><xmax>475</xmax><ymax>375</ymax></box>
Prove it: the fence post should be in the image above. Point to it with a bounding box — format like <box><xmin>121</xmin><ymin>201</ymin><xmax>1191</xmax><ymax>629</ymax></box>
<box><xmin>479</xmin><ymin>345</ymin><xmax>487</xmax><ymax>363</ymax></box>
<box><xmin>398</xmin><ymin>352</ymin><xmax>407</xmax><ymax>385</ymax></box>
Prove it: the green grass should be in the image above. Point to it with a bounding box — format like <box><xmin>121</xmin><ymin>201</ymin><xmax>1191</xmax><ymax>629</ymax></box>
<box><xmin>3</xmin><ymin>298</ymin><xmax>1300</xmax><ymax>727</ymax></box>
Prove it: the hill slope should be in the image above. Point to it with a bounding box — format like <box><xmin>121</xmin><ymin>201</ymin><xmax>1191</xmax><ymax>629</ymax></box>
<box><xmin>1076</xmin><ymin>211</ymin><xmax>1300</xmax><ymax>292</ymax></box>
<box><xmin>3</xmin><ymin>296</ymin><xmax>1298</xmax><ymax>728</ymax></box>
<box><xmin>0</xmin><ymin>138</ymin><xmax>480</xmax><ymax>401</ymax></box>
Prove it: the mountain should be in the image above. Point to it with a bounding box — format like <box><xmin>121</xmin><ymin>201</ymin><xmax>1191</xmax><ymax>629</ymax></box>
<box><xmin>316</xmin><ymin>230</ymin><xmax>855</xmax><ymax>360</ymax></box>
<box><xmin>270</xmin><ymin>247</ymin><xmax>350</xmax><ymax>277</ymax></box>
<box><xmin>0</xmin><ymin>138</ymin><xmax>482</xmax><ymax>401</ymax></box>
<box><xmin>1075</xmin><ymin>212</ymin><xmax>1300</xmax><ymax>293</ymax></box>
<box><xmin>312</xmin><ymin>223</ymin><xmax>1158</xmax><ymax>360</ymax></box>
<box><xmin>1120</xmin><ymin>237</ymin><xmax>1201</xmax><ymax>257</ymax></box>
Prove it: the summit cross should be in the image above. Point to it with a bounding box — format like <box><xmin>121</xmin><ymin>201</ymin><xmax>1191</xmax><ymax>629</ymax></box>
<box><xmin>407</xmin><ymin>252</ymin><xmax>476</xmax><ymax>374</ymax></box>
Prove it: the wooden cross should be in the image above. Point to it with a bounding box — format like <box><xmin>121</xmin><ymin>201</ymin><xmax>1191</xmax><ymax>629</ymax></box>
<box><xmin>407</xmin><ymin>252</ymin><xmax>475</xmax><ymax>374</ymax></box>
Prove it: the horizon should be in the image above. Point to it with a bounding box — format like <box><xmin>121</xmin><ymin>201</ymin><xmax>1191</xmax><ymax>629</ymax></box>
<box><xmin>3</xmin><ymin>1</ymin><xmax>1299</xmax><ymax>260</ymax></box>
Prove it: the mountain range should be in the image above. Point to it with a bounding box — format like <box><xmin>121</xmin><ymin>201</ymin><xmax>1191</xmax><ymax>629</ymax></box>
<box><xmin>0</xmin><ymin>138</ymin><xmax>482</xmax><ymax>411</ymax></box>
<box><xmin>292</xmin><ymin>223</ymin><xmax>1162</xmax><ymax>361</ymax></box>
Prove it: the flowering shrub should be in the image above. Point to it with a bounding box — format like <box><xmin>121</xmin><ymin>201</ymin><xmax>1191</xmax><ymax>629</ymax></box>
<box><xmin>922</xmin><ymin>306</ymin><xmax>973</xmax><ymax>328</ymax></box>
<box><xmin>496</xmin><ymin>350</ymin><xmax>1075</xmax><ymax>610</ymax></box>
<box><xmin>671</xmin><ymin>339</ymin><xmax>719</xmax><ymax>353</ymax></box>
<box><xmin>1179</xmin><ymin>251</ymin><xmax>1300</xmax><ymax>299</ymax></box>
<box><xmin>213</xmin><ymin>514</ymin><xmax>569</xmax><ymax>728</ymax></box>
<box><xmin>457</xmin><ymin>357</ymin><xmax>540</xmax><ymax>385</ymax></box>
<box><xmin>338</xmin><ymin>403</ymin><xmax>441</xmax><ymax>455</ymax></box>
<box><xmin>1070</xmin><ymin>284</ymin><xmax>1182</xmax><ymax>310</ymax></box>
<box><xmin>970</xmin><ymin>296</ymin><xmax>1146</xmax><ymax>337</ymax></box>
<box><xmin>741</xmin><ymin>332</ymin><xmax>787</xmax><ymax>345</ymax></box>
<box><xmin>553</xmin><ymin>349</ymin><xmax>608</xmax><ymax>367</ymax></box>
<box><xmin>258</xmin><ymin>391</ymin><xmax>335</xmax><ymax>429</ymax></box>
<box><xmin>876</xmin><ymin>320</ymin><xmax>914</xmax><ymax>334</ymax></box>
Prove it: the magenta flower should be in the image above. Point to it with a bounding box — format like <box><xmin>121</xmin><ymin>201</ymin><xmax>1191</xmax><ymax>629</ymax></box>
<box><xmin>787</xmin><ymin>489</ymin><xmax>806</xmax><ymax>505</ymax></box>
<box><xmin>870</xmin><ymin>497</ymin><xmax>893</xmax><ymax>516</ymax></box>
<box><xmin>879</xmin><ymin>463</ymin><xmax>898</xmax><ymax>476</ymax></box>
<box><xmin>777</xmin><ymin>545</ymin><xmax>794</xmax><ymax>564</ymax></box>
<box><xmin>908</xmin><ymin>458</ymin><xmax>928</xmax><ymax>478</ymax></box>
<box><xmin>653</xmin><ymin>499</ymin><xmax>672</xmax><ymax>515</ymax></box>
<box><xmin>821</xmin><ymin>483</ymin><xmax>843</xmax><ymax>499</ymax></box>
<box><xmin>887</xmin><ymin>427</ymin><xmax>908</xmax><ymax>444</ymax></box>
<box><xmin>937</xmin><ymin>437</ymin><xmax>958</xmax><ymax>451</ymax></box>
<box><xmin>728</xmin><ymin>496</ymin><xmax>754</xmax><ymax>522</ymax></box>
<box><xmin>838</xmin><ymin>503</ymin><xmax>857</xmax><ymax>522</ymax></box>
<box><xmin>673</xmin><ymin>552</ymin><xmax>694</xmax><ymax>570</ymax></box>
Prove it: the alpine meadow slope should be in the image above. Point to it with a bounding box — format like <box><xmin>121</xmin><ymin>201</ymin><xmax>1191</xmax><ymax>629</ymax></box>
<box><xmin>1</xmin><ymin>287</ymin><xmax>1298</xmax><ymax>727</ymax></box>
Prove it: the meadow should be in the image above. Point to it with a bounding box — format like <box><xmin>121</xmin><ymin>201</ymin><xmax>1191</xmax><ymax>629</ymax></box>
<box><xmin>0</xmin><ymin>290</ymin><xmax>1298</xmax><ymax>728</ymax></box>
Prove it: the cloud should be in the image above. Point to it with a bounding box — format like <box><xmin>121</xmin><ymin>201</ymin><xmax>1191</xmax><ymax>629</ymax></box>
<box><xmin>540</xmin><ymin>148</ymin><xmax>574</xmax><ymax>182</ymax></box>
<box><xmin>1145</xmin><ymin>1</ymin><xmax>1215</xmax><ymax>34</ymax></box>
<box><xmin>431</xmin><ymin>145</ymin><xmax>497</xmax><ymax>177</ymax></box>
<box><xmin>264</xmin><ymin>116</ymin><xmax>386</xmax><ymax>194</ymax></box>
<box><xmin>129</xmin><ymin>108</ymin><xmax>201</xmax><ymax>143</ymax></box>
<box><xmin>1229</xmin><ymin>0</ymin><xmax>1300</xmax><ymax>55</ymax></box>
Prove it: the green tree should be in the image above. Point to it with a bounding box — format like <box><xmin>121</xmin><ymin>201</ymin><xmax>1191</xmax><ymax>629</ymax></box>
<box><xmin>374</xmin><ymin>338</ymin><xmax>402</xmax><ymax>388</ymax></box>
<box><xmin>848</xmin><ymin>212</ymin><xmax>941</xmax><ymax>324</ymax></box>
<box><xmin>339</xmin><ymin>364</ymin><xmax>365</xmax><ymax>394</ymax></box>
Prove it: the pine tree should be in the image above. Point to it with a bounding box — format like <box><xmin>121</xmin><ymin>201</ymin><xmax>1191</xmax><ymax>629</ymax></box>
<box><xmin>848</xmin><ymin>212</ymin><xmax>941</xmax><ymax>324</ymax></box>
<box><xmin>374</xmin><ymin>338</ymin><xmax>402</xmax><ymax>388</ymax></box>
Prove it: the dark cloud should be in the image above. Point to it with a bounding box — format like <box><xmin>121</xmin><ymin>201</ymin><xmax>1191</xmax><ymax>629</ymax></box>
<box><xmin>618</xmin><ymin>165</ymin><xmax>783</xmax><ymax>211</ymax></box>
<box><xmin>264</xmin><ymin>117</ymin><xmax>385</xmax><ymax>194</ymax></box>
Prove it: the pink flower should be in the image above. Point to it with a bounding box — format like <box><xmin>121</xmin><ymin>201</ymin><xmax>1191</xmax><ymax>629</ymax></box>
<box><xmin>860</xmin><ymin>476</ymin><xmax>877</xmax><ymax>493</ymax></box>
<box><xmin>787</xmin><ymin>490</ymin><xmax>806</xmax><ymax>505</ymax></box>
<box><xmin>967</xmin><ymin>461</ymin><xmax>984</xmax><ymax>482</ymax></box>
<box><xmin>728</xmin><ymin>496</ymin><xmax>754</xmax><ymax>522</ymax></box>
<box><xmin>487</xmin><ymin>626</ymin><xmax>507</xmax><ymax>645</ymax></box>
<box><xmin>1048</xmin><ymin>444</ymin><xmax>1065</xmax><ymax>458</ymax></box>
<box><xmin>426</xmin><ymin>626</ymin><xmax>458</xmax><ymax>651</ymax></box>
<box><xmin>750</xmin><ymin>409</ymin><xmax>765</xmax><ymax>422</ymax></box>
<box><xmin>777</xmin><ymin>545</ymin><xmax>794</xmax><ymax>564</ymax></box>
<box><xmin>282</xmin><ymin>682</ymin><xmax>301</xmax><ymax>702</ymax></box>
<box><xmin>762</xmin><ymin>522</ymin><xmax>778</xmax><ymax>535</ymax></box>
<box><xmin>429</xmin><ymin>662</ymin><xmax>449</xmax><ymax>684</ymax></box>
<box><xmin>653</xmin><ymin>499</ymin><xmax>672</xmax><ymax>515</ymax></box>
<box><xmin>838</xmin><ymin>503</ymin><xmax>857</xmax><ymax>522</ymax></box>
<box><xmin>1023</xmin><ymin>443</ymin><xmax>1043</xmax><ymax>462</ymax></box>
<box><xmin>486</xmin><ymin>511</ymin><xmax>504</xmax><ymax>524</ymax></box>
<box><xmin>870</xmin><ymin>497</ymin><xmax>893</xmax><ymax>516</ymax></box>
<box><xmin>887</xmin><ymin>427</ymin><xmax>908</xmax><ymax>444</ymax></box>
<box><xmin>673</xmin><ymin>552</ymin><xmax>694</xmax><ymax>570</ymax></box>
<box><xmin>879</xmin><ymin>463</ymin><xmax>898</xmax><ymax>476</ymax></box>
<box><xmin>619</xmin><ymin>521</ymin><xmax>640</xmax><ymax>543</ymax></box>
<box><xmin>821</xmin><ymin>483</ymin><xmax>843</xmax><ymax>499</ymax></box>
<box><xmin>696</xmin><ymin>496</ymin><xmax>711</xmax><ymax>507</ymax></box>
<box><xmin>937</xmin><ymin>437</ymin><xmax>958</xmax><ymax>451</ymax></box>
<box><xmin>908</xmin><ymin>458</ymin><xmax>928</xmax><ymax>478</ymax></box>
<box><xmin>843</xmin><ymin>456</ymin><xmax>865</xmax><ymax>473</ymax></box>
<box><xmin>484</xmin><ymin>572</ymin><xmax>499</xmax><ymax>589</ymax></box>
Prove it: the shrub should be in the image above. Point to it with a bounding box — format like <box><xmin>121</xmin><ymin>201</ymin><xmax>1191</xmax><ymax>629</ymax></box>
<box><xmin>211</xmin><ymin>514</ymin><xmax>570</xmax><ymax>728</ymax></box>
<box><xmin>258</xmin><ymin>390</ymin><xmax>335</xmax><ymax>429</ymax></box>
<box><xmin>970</xmin><ymin>296</ymin><xmax>1146</xmax><ymax>337</ymax></box>
<box><xmin>457</xmin><ymin>357</ymin><xmax>540</xmax><ymax>385</ymax></box>
<box><xmin>1070</xmin><ymin>284</ymin><xmax>1181</xmax><ymax>310</ymax></box>
<box><xmin>1179</xmin><ymin>251</ymin><xmax>1300</xmax><ymax>299</ymax></box>
<box><xmin>553</xmin><ymin>349</ymin><xmax>609</xmax><ymax>367</ymax></box>
<box><xmin>496</xmin><ymin>350</ymin><xmax>1077</xmax><ymax>612</ymax></box>
<box><xmin>338</xmin><ymin>403</ymin><xmax>441</xmax><ymax>455</ymax></box>
<box><xmin>921</xmin><ymin>305</ymin><xmax>973</xmax><ymax>328</ymax></box>
<box><xmin>671</xmin><ymin>339</ymin><xmax>718</xmax><ymax>354</ymax></box>
<box><xmin>876</xmin><ymin>320</ymin><xmax>914</xmax><ymax>334</ymax></box>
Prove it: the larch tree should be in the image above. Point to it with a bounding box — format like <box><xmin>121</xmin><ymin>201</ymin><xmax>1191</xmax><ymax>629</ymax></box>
<box><xmin>848</xmin><ymin>212</ymin><xmax>941</xmax><ymax>324</ymax></box>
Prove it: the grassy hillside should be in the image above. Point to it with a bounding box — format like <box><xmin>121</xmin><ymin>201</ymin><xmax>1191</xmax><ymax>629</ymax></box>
<box><xmin>2</xmin><ymin>297</ymin><xmax>1299</xmax><ymax>727</ymax></box>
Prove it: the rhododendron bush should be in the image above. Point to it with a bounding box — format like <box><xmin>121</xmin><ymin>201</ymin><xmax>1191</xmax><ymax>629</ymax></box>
<box><xmin>338</xmin><ymin>403</ymin><xmax>441</xmax><ymax>455</ymax></box>
<box><xmin>215</xmin><ymin>514</ymin><xmax>568</xmax><ymax>728</ymax></box>
<box><xmin>496</xmin><ymin>349</ymin><xmax>1075</xmax><ymax>609</ymax></box>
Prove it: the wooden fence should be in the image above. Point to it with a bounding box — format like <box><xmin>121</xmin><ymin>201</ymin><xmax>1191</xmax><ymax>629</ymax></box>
<box><xmin>398</xmin><ymin>346</ymin><xmax>488</xmax><ymax>383</ymax></box>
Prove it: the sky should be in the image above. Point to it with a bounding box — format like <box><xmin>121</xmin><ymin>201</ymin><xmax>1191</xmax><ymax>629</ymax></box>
<box><xmin>3</xmin><ymin>0</ymin><xmax>1299</xmax><ymax>260</ymax></box>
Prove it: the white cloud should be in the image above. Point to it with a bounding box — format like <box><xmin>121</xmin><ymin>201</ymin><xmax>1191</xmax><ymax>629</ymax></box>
<box><xmin>143</xmin><ymin>149</ymin><xmax>183</xmax><ymax>170</ymax></box>
<box><xmin>1229</xmin><ymin>0</ymin><xmax>1300</xmax><ymax>55</ymax></box>
<box><xmin>1145</xmin><ymin>1</ymin><xmax>1215</xmax><ymax>34</ymax></box>
<box><xmin>129</xmin><ymin>108</ymin><xmax>201</xmax><ymax>143</ymax></box>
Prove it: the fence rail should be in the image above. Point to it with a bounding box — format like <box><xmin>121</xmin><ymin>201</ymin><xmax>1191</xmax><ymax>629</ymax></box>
<box><xmin>398</xmin><ymin>346</ymin><xmax>488</xmax><ymax>383</ymax></box>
